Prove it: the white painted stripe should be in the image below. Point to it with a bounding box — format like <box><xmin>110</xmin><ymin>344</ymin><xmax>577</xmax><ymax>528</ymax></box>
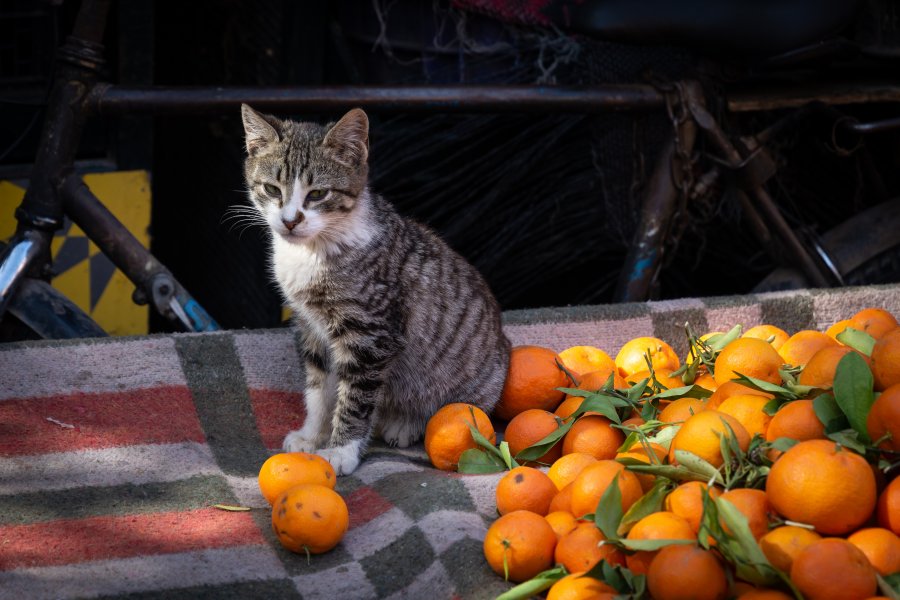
<box><xmin>344</xmin><ymin>507</ymin><xmax>414</xmax><ymax>561</ymax></box>
<box><xmin>504</xmin><ymin>316</ymin><xmax>654</xmax><ymax>356</ymax></box>
<box><xmin>354</xmin><ymin>456</ymin><xmax>424</xmax><ymax>485</ymax></box>
<box><xmin>416</xmin><ymin>510</ymin><xmax>488</xmax><ymax>555</ymax></box>
<box><xmin>291</xmin><ymin>561</ymin><xmax>377</xmax><ymax>600</ymax></box>
<box><xmin>458</xmin><ymin>472</ymin><xmax>504</xmax><ymax>518</ymax></box>
<box><xmin>0</xmin><ymin>544</ymin><xmax>287</xmax><ymax>600</ymax></box>
<box><xmin>232</xmin><ymin>331</ymin><xmax>304</xmax><ymax>392</ymax></box>
<box><xmin>224</xmin><ymin>475</ymin><xmax>269</xmax><ymax>509</ymax></box>
<box><xmin>0</xmin><ymin>442</ymin><xmax>219</xmax><ymax>495</ymax></box>
<box><xmin>0</xmin><ymin>337</ymin><xmax>185</xmax><ymax>400</ymax></box>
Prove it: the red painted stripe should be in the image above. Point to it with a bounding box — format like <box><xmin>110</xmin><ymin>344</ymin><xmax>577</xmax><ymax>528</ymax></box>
<box><xmin>0</xmin><ymin>506</ymin><xmax>266</xmax><ymax>570</ymax></box>
<box><xmin>0</xmin><ymin>386</ymin><xmax>205</xmax><ymax>457</ymax></box>
<box><xmin>249</xmin><ymin>389</ymin><xmax>305</xmax><ymax>450</ymax></box>
<box><xmin>346</xmin><ymin>486</ymin><xmax>393</xmax><ymax>530</ymax></box>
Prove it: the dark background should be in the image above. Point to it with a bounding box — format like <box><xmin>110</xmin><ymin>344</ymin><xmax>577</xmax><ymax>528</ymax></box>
<box><xmin>2</xmin><ymin>0</ymin><xmax>900</xmax><ymax>333</ymax></box>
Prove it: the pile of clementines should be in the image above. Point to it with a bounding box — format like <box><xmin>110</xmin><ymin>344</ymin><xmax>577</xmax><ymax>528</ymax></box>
<box><xmin>423</xmin><ymin>307</ymin><xmax>900</xmax><ymax>600</ymax></box>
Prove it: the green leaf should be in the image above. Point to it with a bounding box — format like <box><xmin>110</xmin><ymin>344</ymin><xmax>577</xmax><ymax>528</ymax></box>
<box><xmin>825</xmin><ymin>429</ymin><xmax>869</xmax><ymax>455</ymax></box>
<box><xmin>494</xmin><ymin>566</ymin><xmax>568</xmax><ymax>600</ymax></box>
<box><xmin>567</xmin><ymin>394</ymin><xmax>629</xmax><ymax>425</ymax></box>
<box><xmin>711</xmin><ymin>324</ymin><xmax>744</xmax><ymax>351</ymax></box>
<box><xmin>594</xmin><ymin>473</ymin><xmax>624</xmax><ymax>541</ymax></box>
<box><xmin>837</xmin><ymin>327</ymin><xmax>877</xmax><ymax>357</ymax></box>
<box><xmin>456</xmin><ymin>448</ymin><xmax>507</xmax><ymax>474</ymax></box>
<box><xmin>878</xmin><ymin>572</ymin><xmax>900</xmax><ymax>600</ymax></box>
<box><xmin>832</xmin><ymin>352</ymin><xmax>876</xmax><ymax>443</ymax></box>
<box><xmin>627</xmin><ymin>463</ymin><xmax>718</xmax><ymax>485</ymax></box>
<box><xmin>762</xmin><ymin>398</ymin><xmax>782</xmax><ymax>416</ymax></box>
<box><xmin>673</xmin><ymin>450</ymin><xmax>724</xmax><ymax>485</ymax></box>
<box><xmin>650</xmin><ymin>384</ymin><xmax>713</xmax><ymax>401</ymax></box>
<box><xmin>730</xmin><ymin>373</ymin><xmax>797</xmax><ymax>398</ymax></box>
<box><xmin>812</xmin><ymin>393</ymin><xmax>850</xmax><ymax>433</ymax></box>
<box><xmin>619</xmin><ymin>538</ymin><xmax>695</xmax><ymax>552</ymax></box>
<box><xmin>498</xmin><ymin>441</ymin><xmax>519</xmax><ymax>470</ymax></box>
<box><xmin>513</xmin><ymin>420</ymin><xmax>573</xmax><ymax>463</ymax></box>
<box><xmin>768</xmin><ymin>437</ymin><xmax>800</xmax><ymax>452</ymax></box>
<box><xmin>618</xmin><ymin>478</ymin><xmax>675</xmax><ymax>536</ymax></box>
<box><xmin>714</xmin><ymin>496</ymin><xmax>784</xmax><ymax>587</ymax></box>
<box><xmin>466</xmin><ymin>408</ymin><xmax>506</xmax><ymax>461</ymax></box>
<box><xmin>581</xmin><ymin>560</ymin><xmax>648</xmax><ymax>595</ymax></box>
<box><xmin>646</xmin><ymin>423</ymin><xmax>679</xmax><ymax>450</ymax></box>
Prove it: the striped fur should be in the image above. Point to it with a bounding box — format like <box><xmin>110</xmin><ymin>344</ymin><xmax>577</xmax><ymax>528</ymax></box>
<box><xmin>241</xmin><ymin>106</ymin><xmax>511</xmax><ymax>475</ymax></box>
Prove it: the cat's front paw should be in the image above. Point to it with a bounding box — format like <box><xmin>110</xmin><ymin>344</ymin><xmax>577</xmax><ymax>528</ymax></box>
<box><xmin>316</xmin><ymin>441</ymin><xmax>362</xmax><ymax>476</ymax></box>
<box><xmin>282</xmin><ymin>430</ymin><xmax>320</xmax><ymax>454</ymax></box>
<box><xmin>380</xmin><ymin>419</ymin><xmax>422</xmax><ymax>448</ymax></box>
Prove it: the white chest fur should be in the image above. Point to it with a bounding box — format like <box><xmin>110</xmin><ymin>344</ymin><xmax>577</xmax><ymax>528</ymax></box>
<box><xmin>272</xmin><ymin>235</ymin><xmax>324</xmax><ymax>296</ymax></box>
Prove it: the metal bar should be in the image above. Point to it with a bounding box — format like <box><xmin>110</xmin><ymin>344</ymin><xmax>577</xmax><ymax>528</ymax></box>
<box><xmin>614</xmin><ymin>82</ymin><xmax>701</xmax><ymax>302</ymax></box>
<box><xmin>61</xmin><ymin>174</ymin><xmax>164</xmax><ymax>291</ymax></box>
<box><xmin>844</xmin><ymin>116</ymin><xmax>900</xmax><ymax>135</ymax></box>
<box><xmin>728</xmin><ymin>83</ymin><xmax>900</xmax><ymax>113</ymax></box>
<box><xmin>0</xmin><ymin>231</ymin><xmax>43</xmax><ymax>318</ymax></box>
<box><xmin>87</xmin><ymin>84</ymin><xmax>667</xmax><ymax>115</ymax></box>
<box><xmin>61</xmin><ymin>174</ymin><xmax>219</xmax><ymax>332</ymax></box>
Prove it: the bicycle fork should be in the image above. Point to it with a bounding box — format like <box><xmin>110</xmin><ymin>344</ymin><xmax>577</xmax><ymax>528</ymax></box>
<box><xmin>615</xmin><ymin>81</ymin><xmax>840</xmax><ymax>302</ymax></box>
<box><xmin>0</xmin><ymin>0</ymin><xmax>218</xmax><ymax>336</ymax></box>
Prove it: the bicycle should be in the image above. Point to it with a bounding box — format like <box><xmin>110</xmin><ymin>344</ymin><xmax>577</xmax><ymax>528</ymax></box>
<box><xmin>2</xmin><ymin>0</ymin><xmax>900</xmax><ymax>341</ymax></box>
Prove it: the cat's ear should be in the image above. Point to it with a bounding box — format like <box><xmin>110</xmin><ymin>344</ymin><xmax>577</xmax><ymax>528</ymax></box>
<box><xmin>241</xmin><ymin>104</ymin><xmax>280</xmax><ymax>156</ymax></box>
<box><xmin>323</xmin><ymin>108</ymin><xmax>369</xmax><ymax>167</ymax></box>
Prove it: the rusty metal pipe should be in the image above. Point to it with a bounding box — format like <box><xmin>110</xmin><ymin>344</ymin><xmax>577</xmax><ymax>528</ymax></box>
<box><xmin>87</xmin><ymin>84</ymin><xmax>667</xmax><ymax>115</ymax></box>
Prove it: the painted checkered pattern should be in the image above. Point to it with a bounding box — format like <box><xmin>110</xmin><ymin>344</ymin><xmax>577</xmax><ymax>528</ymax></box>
<box><xmin>1</xmin><ymin>284</ymin><xmax>898</xmax><ymax>599</ymax></box>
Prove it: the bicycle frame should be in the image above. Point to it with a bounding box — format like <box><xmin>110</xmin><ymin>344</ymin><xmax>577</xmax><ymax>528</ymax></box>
<box><xmin>3</xmin><ymin>0</ymin><xmax>898</xmax><ymax>337</ymax></box>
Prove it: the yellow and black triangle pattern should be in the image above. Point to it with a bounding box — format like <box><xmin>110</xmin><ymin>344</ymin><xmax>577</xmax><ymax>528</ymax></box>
<box><xmin>0</xmin><ymin>171</ymin><xmax>151</xmax><ymax>335</ymax></box>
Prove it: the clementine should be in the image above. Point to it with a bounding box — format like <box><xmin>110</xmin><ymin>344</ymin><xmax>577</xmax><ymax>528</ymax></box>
<box><xmin>424</xmin><ymin>403</ymin><xmax>495</xmax><ymax>471</ymax></box>
<box><xmin>646</xmin><ymin>544</ymin><xmax>728</xmax><ymax>600</ymax></box>
<box><xmin>271</xmin><ymin>483</ymin><xmax>349</xmax><ymax>554</ymax></box>
<box><xmin>766</xmin><ymin>439</ymin><xmax>876</xmax><ymax>535</ymax></box>
<box><xmin>743</xmin><ymin>324</ymin><xmax>790</xmax><ymax>351</ymax></box>
<box><xmin>482</xmin><ymin>510</ymin><xmax>557</xmax><ymax>582</ymax></box>
<box><xmin>668</xmin><ymin>410</ymin><xmax>751</xmax><ymax>468</ymax></box>
<box><xmin>758</xmin><ymin>525</ymin><xmax>822</xmax><ymax>574</ymax></box>
<box><xmin>258</xmin><ymin>452</ymin><xmax>336</xmax><ymax>505</ymax></box>
<box><xmin>865</xmin><ymin>383</ymin><xmax>900</xmax><ymax>451</ymax></box>
<box><xmin>624</xmin><ymin>510</ymin><xmax>695</xmax><ymax>574</ymax></box>
<box><xmin>849</xmin><ymin>307</ymin><xmax>899</xmax><ymax>340</ymax></box>
<box><xmin>790</xmin><ymin>538</ymin><xmax>877</xmax><ymax>600</ymax></box>
<box><xmin>558</xmin><ymin>345</ymin><xmax>617</xmax><ymax>380</ymax></box>
<box><xmin>561</xmin><ymin>414</ymin><xmax>625</xmax><ymax>460</ymax></box>
<box><xmin>554</xmin><ymin>522</ymin><xmax>625</xmax><ymax>573</ymax></box>
<box><xmin>495</xmin><ymin>466</ymin><xmax>558</xmax><ymax>516</ymax></box>
<box><xmin>570</xmin><ymin>460</ymin><xmax>643</xmax><ymax>518</ymax></box>
<box><xmin>847</xmin><ymin>527</ymin><xmax>900</xmax><ymax>576</ymax></box>
<box><xmin>504</xmin><ymin>408</ymin><xmax>563</xmax><ymax>465</ymax></box>
<box><xmin>714</xmin><ymin>337</ymin><xmax>784</xmax><ymax>386</ymax></box>
<box><xmin>615</xmin><ymin>336</ymin><xmax>680</xmax><ymax>378</ymax></box>
<box><xmin>494</xmin><ymin>345</ymin><xmax>569</xmax><ymax>421</ymax></box>
<box><xmin>778</xmin><ymin>330</ymin><xmax>839</xmax><ymax>367</ymax></box>
<box><xmin>871</xmin><ymin>327</ymin><xmax>900</xmax><ymax>391</ymax></box>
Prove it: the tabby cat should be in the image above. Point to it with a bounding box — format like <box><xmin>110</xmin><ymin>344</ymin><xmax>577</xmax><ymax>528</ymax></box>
<box><xmin>241</xmin><ymin>105</ymin><xmax>510</xmax><ymax>475</ymax></box>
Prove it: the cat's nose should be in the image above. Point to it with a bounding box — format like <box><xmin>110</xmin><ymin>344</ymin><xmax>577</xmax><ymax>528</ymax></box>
<box><xmin>282</xmin><ymin>212</ymin><xmax>305</xmax><ymax>231</ymax></box>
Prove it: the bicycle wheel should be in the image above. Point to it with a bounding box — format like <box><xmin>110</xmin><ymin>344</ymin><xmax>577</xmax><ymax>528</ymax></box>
<box><xmin>753</xmin><ymin>199</ymin><xmax>900</xmax><ymax>292</ymax></box>
<box><xmin>0</xmin><ymin>242</ymin><xmax>106</xmax><ymax>341</ymax></box>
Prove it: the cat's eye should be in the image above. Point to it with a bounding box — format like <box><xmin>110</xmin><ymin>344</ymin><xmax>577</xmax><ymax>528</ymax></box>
<box><xmin>306</xmin><ymin>189</ymin><xmax>327</xmax><ymax>201</ymax></box>
<box><xmin>263</xmin><ymin>183</ymin><xmax>281</xmax><ymax>198</ymax></box>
